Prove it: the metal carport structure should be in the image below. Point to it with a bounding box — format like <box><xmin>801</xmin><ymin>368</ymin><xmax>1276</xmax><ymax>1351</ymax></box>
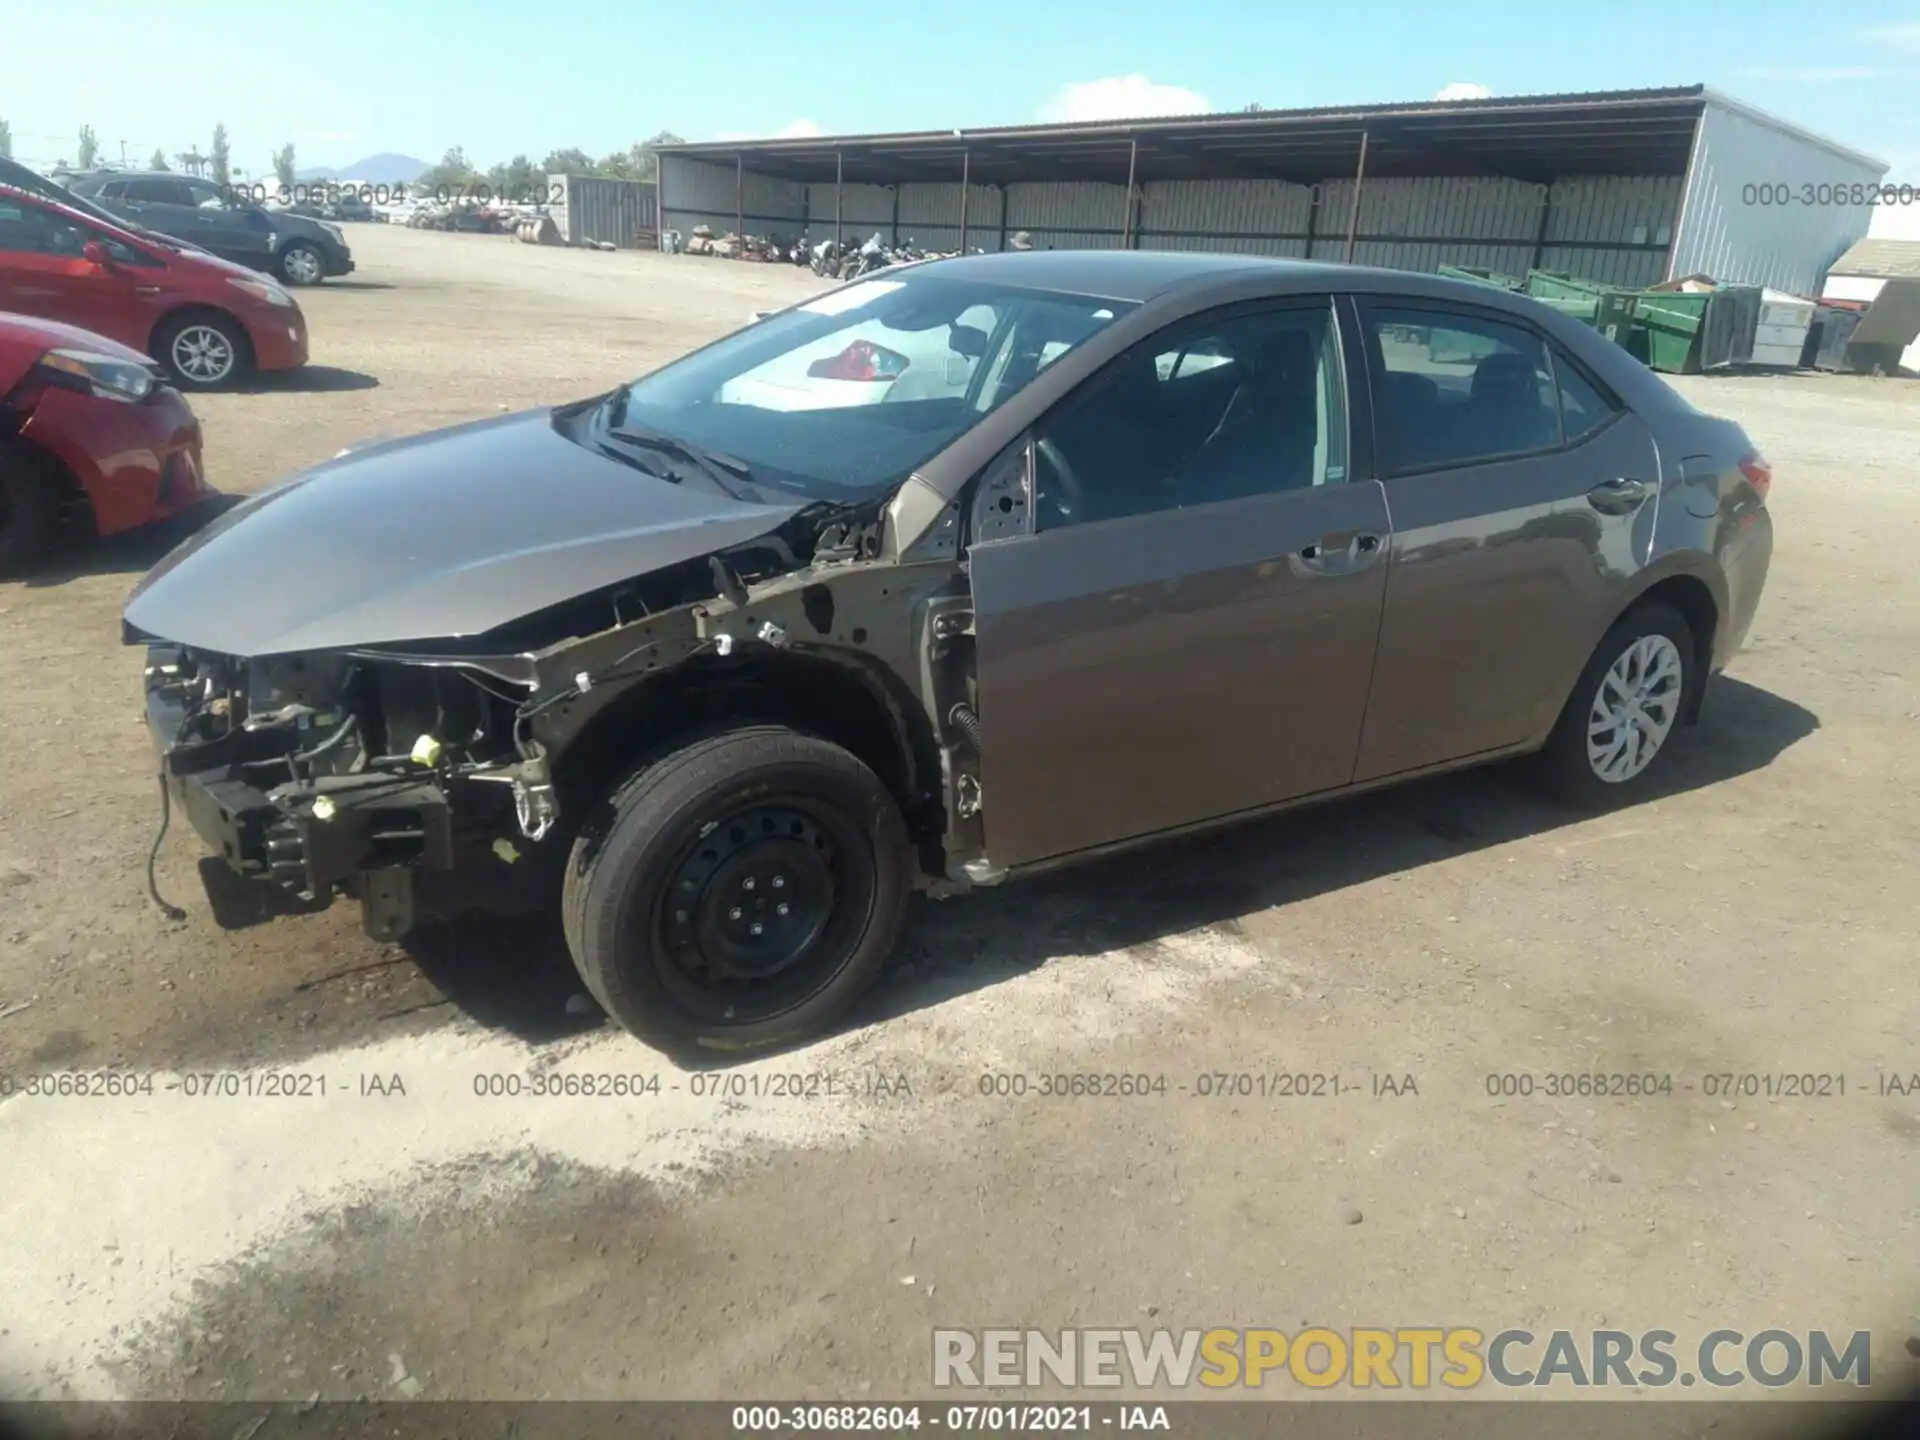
<box><xmin>655</xmin><ymin>87</ymin><xmax>1886</xmax><ymax>292</ymax></box>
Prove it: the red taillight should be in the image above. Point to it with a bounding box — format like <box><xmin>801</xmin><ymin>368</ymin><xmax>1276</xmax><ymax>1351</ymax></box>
<box><xmin>807</xmin><ymin>339</ymin><xmax>910</xmax><ymax>382</ymax></box>
<box><xmin>1738</xmin><ymin>450</ymin><xmax>1772</xmax><ymax>501</ymax></box>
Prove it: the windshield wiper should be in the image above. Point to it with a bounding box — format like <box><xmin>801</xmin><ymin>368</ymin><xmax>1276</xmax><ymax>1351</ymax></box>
<box><xmin>590</xmin><ymin>435</ymin><xmax>682</xmax><ymax>483</ymax></box>
<box><xmin>607</xmin><ymin>423</ymin><xmax>759</xmax><ymax>497</ymax></box>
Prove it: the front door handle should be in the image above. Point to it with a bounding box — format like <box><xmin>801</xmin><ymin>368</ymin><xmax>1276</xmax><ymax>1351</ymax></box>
<box><xmin>1298</xmin><ymin>531</ymin><xmax>1384</xmax><ymax>568</ymax></box>
<box><xmin>1587</xmin><ymin>477</ymin><xmax>1652</xmax><ymax>515</ymax></box>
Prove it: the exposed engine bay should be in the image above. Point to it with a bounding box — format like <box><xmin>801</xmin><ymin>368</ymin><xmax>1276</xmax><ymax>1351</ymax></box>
<box><xmin>137</xmin><ymin>492</ymin><xmax>987</xmax><ymax>942</ymax></box>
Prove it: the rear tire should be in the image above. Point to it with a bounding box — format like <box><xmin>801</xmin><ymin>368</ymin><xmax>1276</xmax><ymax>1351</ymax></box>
<box><xmin>0</xmin><ymin>443</ymin><xmax>61</xmax><ymax>575</ymax></box>
<box><xmin>563</xmin><ymin>724</ymin><xmax>912</xmax><ymax>1053</ymax></box>
<box><xmin>1537</xmin><ymin>602</ymin><xmax>1696</xmax><ymax>808</ymax></box>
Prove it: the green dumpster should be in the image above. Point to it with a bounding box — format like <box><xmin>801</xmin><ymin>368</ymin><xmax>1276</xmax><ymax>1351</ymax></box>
<box><xmin>1439</xmin><ymin>264</ymin><xmax>1526</xmax><ymax>292</ymax></box>
<box><xmin>1527</xmin><ymin>270</ymin><xmax>1648</xmax><ymax>360</ymax></box>
<box><xmin>1635</xmin><ymin>292</ymin><xmax>1710</xmax><ymax>373</ymax></box>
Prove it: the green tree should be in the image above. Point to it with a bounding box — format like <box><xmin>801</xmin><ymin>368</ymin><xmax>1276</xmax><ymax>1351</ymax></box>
<box><xmin>418</xmin><ymin>145</ymin><xmax>479</xmax><ymax>193</ymax></box>
<box><xmin>77</xmin><ymin>125</ymin><xmax>100</xmax><ymax>168</ymax></box>
<box><xmin>150</xmin><ymin>148</ymin><xmax>170</xmax><ymax>171</ymax></box>
<box><xmin>273</xmin><ymin>142</ymin><xmax>296</xmax><ymax>189</ymax></box>
<box><xmin>0</xmin><ymin>120</ymin><xmax>12</xmax><ymax>160</ymax></box>
<box><xmin>540</xmin><ymin>147</ymin><xmax>593</xmax><ymax>176</ymax></box>
<box><xmin>176</xmin><ymin>148</ymin><xmax>206</xmax><ymax>177</ymax></box>
<box><xmin>210</xmin><ymin>123</ymin><xmax>231</xmax><ymax>186</ymax></box>
<box><xmin>484</xmin><ymin>153</ymin><xmax>540</xmax><ymax>198</ymax></box>
<box><xmin>589</xmin><ymin>132</ymin><xmax>685</xmax><ymax>183</ymax></box>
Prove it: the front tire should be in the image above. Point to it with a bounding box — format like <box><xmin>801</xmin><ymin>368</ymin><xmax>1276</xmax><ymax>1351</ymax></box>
<box><xmin>154</xmin><ymin>312</ymin><xmax>253</xmax><ymax>390</ymax></box>
<box><xmin>563</xmin><ymin>725</ymin><xmax>912</xmax><ymax>1052</ymax></box>
<box><xmin>0</xmin><ymin>443</ymin><xmax>61</xmax><ymax>575</ymax></box>
<box><xmin>1538</xmin><ymin>602</ymin><xmax>1696</xmax><ymax>808</ymax></box>
<box><xmin>277</xmin><ymin>241</ymin><xmax>325</xmax><ymax>286</ymax></box>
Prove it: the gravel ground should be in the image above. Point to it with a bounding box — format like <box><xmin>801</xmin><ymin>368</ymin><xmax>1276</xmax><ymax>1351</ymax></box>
<box><xmin>1</xmin><ymin>226</ymin><xmax>1917</xmax><ymax>1408</ymax></box>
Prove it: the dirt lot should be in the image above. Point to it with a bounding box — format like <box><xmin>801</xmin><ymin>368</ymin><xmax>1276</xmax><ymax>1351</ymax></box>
<box><xmin>2</xmin><ymin>225</ymin><xmax>1918</xmax><ymax>1409</ymax></box>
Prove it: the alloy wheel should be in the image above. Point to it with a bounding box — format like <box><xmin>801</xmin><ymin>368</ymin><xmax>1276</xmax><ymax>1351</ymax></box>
<box><xmin>1586</xmin><ymin>634</ymin><xmax>1683</xmax><ymax>783</ymax></box>
<box><xmin>171</xmin><ymin>326</ymin><xmax>235</xmax><ymax>384</ymax></box>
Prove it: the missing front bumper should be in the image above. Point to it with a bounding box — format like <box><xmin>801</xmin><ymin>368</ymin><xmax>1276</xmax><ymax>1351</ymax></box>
<box><xmin>147</xmin><ymin>680</ymin><xmax>454</xmax><ymax>934</ymax></box>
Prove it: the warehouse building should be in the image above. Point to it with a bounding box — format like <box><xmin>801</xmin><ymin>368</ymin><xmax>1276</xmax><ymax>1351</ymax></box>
<box><xmin>656</xmin><ymin>86</ymin><xmax>1886</xmax><ymax>294</ymax></box>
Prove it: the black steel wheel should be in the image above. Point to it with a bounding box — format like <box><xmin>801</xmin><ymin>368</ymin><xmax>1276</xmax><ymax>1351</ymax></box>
<box><xmin>564</xmin><ymin>725</ymin><xmax>912</xmax><ymax>1052</ymax></box>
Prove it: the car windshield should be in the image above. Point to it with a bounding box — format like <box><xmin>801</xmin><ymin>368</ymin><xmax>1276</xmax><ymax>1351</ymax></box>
<box><xmin>593</xmin><ymin>273</ymin><xmax>1135</xmax><ymax>502</ymax></box>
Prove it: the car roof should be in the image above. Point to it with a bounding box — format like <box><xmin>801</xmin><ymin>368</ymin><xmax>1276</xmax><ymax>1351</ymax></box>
<box><xmin>902</xmin><ymin>248</ymin><xmax>1566</xmax><ymax>310</ymax></box>
<box><xmin>916</xmin><ymin>249</ymin><xmax>1338</xmax><ymax>302</ymax></box>
<box><xmin>75</xmin><ymin>171</ymin><xmax>190</xmax><ymax>183</ymax></box>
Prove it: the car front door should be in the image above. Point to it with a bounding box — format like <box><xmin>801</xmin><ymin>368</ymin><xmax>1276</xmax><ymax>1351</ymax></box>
<box><xmin>0</xmin><ymin>196</ymin><xmax>143</xmax><ymax>343</ymax></box>
<box><xmin>183</xmin><ymin>179</ymin><xmax>274</xmax><ymax>264</ymax></box>
<box><xmin>967</xmin><ymin>297</ymin><xmax>1392</xmax><ymax>870</ymax></box>
<box><xmin>1350</xmin><ymin>300</ymin><xmax>1661</xmax><ymax>782</ymax></box>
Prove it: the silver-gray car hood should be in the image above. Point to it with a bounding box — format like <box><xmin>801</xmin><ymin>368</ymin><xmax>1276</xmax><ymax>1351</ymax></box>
<box><xmin>124</xmin><ymin>408</ymin><xmax>803</xmax><ymax>658</ymax></box>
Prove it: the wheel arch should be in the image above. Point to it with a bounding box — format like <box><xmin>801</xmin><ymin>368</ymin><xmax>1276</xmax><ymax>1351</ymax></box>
<box><xmin>1617</xmin><ymin>568</ymin><xmax>1722</xmax><ymax>725</ymax></box>
<box><xmin>550</xmin><ymin>649</ymin><xmax>946</xmax><ymax>877</ymax></box>
<box><xmin>0</xmin><ymin>431</ymin><xmax>95</xmax><ymax>534</ymax></box>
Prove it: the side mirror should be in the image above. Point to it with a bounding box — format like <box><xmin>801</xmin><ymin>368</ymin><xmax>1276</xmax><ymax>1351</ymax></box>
<box><xmin>82</xmin><ymin>239</ymin><xmax>113</xmax><ymax>266</ymax></box>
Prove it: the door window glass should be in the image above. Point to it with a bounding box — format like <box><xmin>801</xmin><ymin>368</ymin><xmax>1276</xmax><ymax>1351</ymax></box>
<box><xmin>124</xmin><ymin>178</ymin><xmax>192</xmax><ymax>206</ymax></box>
<box><xmin>1034</xmin><ymin>303</ymin><xmax>1347</xmax><ymax>530</ymax></box>
<box><xmin>0</xmin><ymin>200</ymin><xmax>87</xmax><ymax>257</ymax></box>
<box><xmin>1368</xmin><ymin>307</ymin><xmax>1561</xmax><ymax>472</ymax></box>
<box><xmin>184</xmin><ymin>180</ymin><xmax>229</xmax><ymax>210</ymax></box>
<box><xmin>1553</xmin><ymin>351</ymin><xmax>1621</xmax><ymax>444</ymax></box>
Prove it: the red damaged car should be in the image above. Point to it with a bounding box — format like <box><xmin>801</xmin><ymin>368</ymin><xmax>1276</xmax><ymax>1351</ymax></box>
<box><xmin>0</xmin><ymin>312</ymin><xmax>216</xmax><ymax>572</ymax></box>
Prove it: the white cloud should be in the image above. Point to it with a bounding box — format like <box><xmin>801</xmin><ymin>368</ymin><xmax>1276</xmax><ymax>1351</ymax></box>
<box><xmin>1433</xmin><ymin>82</ymin><xmax>1494</xmax><ymax>101</ymax></box>
<box><xmin>1039</xmin><ymin>75</ymin><xmax>1212</xmax><ymax>123</ymax></box>
<box><xmin>714</xmin><ymin>118</ymin><xmax>824</xmax><ymax>142</ymax></box>
<box><xmin>1859</xmin><ymin>22</ymin><xmax>1920</xmax><ymax>48</ymax></box>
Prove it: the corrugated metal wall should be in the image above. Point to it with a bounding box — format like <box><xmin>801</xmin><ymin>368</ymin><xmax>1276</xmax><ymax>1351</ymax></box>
<box><xmin>658</xmin><ymin>154</ymin><xmax>806</xmax><ymax>239</ymax></box>
<box><xmin>1300</xmin><ymin>176</ymin><xmax>1680</xmax><ymax>286</ymax></box>
<box><xmin>1142</xmin><ymin>180</ymin><xmax>1314</xmax><ymax>254</ymax></box>
<box><xmin>1668</xmin><ymin>98</ymin><xmax>1884</xmax><ymax>291</ymax></box>
<box><xmin>896</xmin><ymin>182</ymin><xmax>1003</xmax><ymax>251</ymax></box>
<box><xmin>549</xmin><ymin>175</ymin><xmax>657</xmax><ymax>248</ymax></box>
<box><xmin>1004</xmin><ymin>182</ymin><xmax>1129</xmax><ymax>250</ymax></box>
<box><xmin>723</xmin><ymin>168</ymin><xmax>1682</xmax><ymax>281</ymax></box>
<box><xmin>800</xmin><ymin>182</ymin><xmax>1006</xmax><ymax>250</ymax></box>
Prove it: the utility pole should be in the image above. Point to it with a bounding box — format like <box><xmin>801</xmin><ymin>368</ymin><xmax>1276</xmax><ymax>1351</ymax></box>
<box><xmin>119</xmin><ymin>140</ymin><xmax>128</xmax><ymax>166</ymax></box>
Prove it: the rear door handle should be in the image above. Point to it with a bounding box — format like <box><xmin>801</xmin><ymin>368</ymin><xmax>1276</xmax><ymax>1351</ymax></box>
<box><xmin>1587</xmin><ymin>477</ymin><xmax>1652</xmax><ymax>515</ymax></box>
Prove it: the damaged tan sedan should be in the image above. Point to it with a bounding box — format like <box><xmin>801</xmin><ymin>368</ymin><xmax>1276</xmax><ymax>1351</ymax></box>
<box><xmin>124</xmin><ymin>251</ymin><xmax>1773</xmax><ymax>1050</ymax></box>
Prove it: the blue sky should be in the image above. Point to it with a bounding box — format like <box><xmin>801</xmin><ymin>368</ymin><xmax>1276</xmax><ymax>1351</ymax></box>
<box><xmin>5</xmin><ymin>0</ymin><xmax>1919</xmax><ymax>182</ymax></box>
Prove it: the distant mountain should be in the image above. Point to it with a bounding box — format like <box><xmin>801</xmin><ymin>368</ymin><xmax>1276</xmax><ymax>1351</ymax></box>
<box><xmin>294</xmin><ymin>153</ymin><xmax>428</xmax><ymax>185</ymax></box>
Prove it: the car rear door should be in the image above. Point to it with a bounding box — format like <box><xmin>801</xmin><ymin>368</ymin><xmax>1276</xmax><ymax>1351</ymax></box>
<box><xmin>1350</xmin><ymin>299</ymin><xmax>1661</xmax><ymax>781</ymax></box>
<box><xmin>966</xmin><ymin>296</ymin><xmax>1392</xmax><ymax>870</ymax></box>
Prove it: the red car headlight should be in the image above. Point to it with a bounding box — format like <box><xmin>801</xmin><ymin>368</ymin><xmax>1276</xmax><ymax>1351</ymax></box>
<box><xmin>39</xmin><ymin>348</ymin><xmax>162</xmax><ymax>404</ymax></box>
